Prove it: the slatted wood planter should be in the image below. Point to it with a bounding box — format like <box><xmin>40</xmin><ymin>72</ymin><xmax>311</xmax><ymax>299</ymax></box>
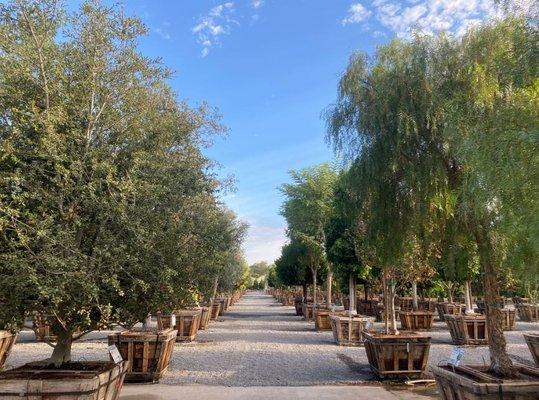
<box><xmin>358</xmin><ymin>300</ymin><xmax>378</xmax><ymax>316</ymax></box>
<box><xmin>302</xmin><ymin>303</ymin><xmax>314</xmax><ymax>322</ymax></box>
<box><xmin>516</xmin><ymin>304</ymin><xmax>539</xmax><ymax>322</ymax></box>
<box><xmin>32</xmin><ymin>313</ymin><xmax>56</xmax><ymax>342</ymax></box>
<box><xmin>210</xmin><ymin>302</ymin><xmax>221</xmax><ymax>320</ymax></box>
<box><xmin>314</xmin><ymin>309</ymin><xmax>344</xmax><ymax>331</ymax></box>
<box><xmin>417</xmin><ymin>299</ymin><xmax>436</xmax><ymax>312</ymax></box>
<box><xmin>329</xmin><ymin>315</ymin><xmax>374</xmax><ymax>346</ymax></box>
<box><xmin>445</xmin><ymin>314</ymin><xmax>488</xmax><ymax>345</ymax></box>
<box><xmin>431</xmin><ymin>363</ymin><xmax>539</xmax><ymax>400</ymax></box>
<box><xmin>174</xmin><ymin>310</ymin><xmax>201</xmax><ymax>342</ymax></box>
<box><xmin>0</xmin><ymin>331</ymin><xmax>16</xmax><ymax>370</ymax></box>
<box><xmin>199</xmin><ymin>307</ymin><xmax>211</xmax><ymax>330</ymax></box>
<box><xmin>436</xmin><ymin>303</ymin><xmax>466</xmax><ymax>321</ymax></box>
<box><xmin>476</xmin><ymin>308</ymin><xmax>517</xmax><ymax>331</ymax></box>
<box><xmin>0</xmin><ymin>361</ymin><xmax>128</xmax><ymax>399</ymax></box>
<box><xmin>524</xmin><ymin>333</ymin><xmax>539</xmax><ymax>366</ymax></box>
<box><xmin>294</xmin><ymin>297</ymin><xmax>304</xmax><ymax>316</ymax></box>
<box><xmin>363</xmin><ymin>332</ymin><xmax>431</xmax><ymax>379</ymax></box>
<box><xmin>375</xmin><ymin>304</ymin><xmax>400</xmax><ymax>323</ymax></box>
<box><xmin>398</xmin><ymin>297</ymin><xmax>414</xmax><ymax>312</ymax></box>
<box><xmin>399</xmin><ymin>311</ymin><xmax>435</xmax><ymax>331</ymax></box>
<box><xmin>108</xmin><ymin>328</ymin><xmax>176</xmax><ymax>383</ymax></box>
<box><xmin>513</xmin><ymin>297</ymin><xmax>530</xmax><ymax>305</ymax></box>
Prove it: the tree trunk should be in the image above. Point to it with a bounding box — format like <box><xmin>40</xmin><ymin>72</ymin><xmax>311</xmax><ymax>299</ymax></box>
<box><xmin>312</xmin><ymin>267</ymin><xmax>318</xmax><ymax>308</ymax></box>
<box><xmin>50</xmin><ymin>329</ymin><xmax>73</xmax><ymax>367</ymax></box>
<box><xmin>447</xmin><ymin>283</ymin><xmax>454</xmax><ymax>303</ymax></box>
<box><xmin>302</xmin><ymin>282</ymin><xmax>307</xmax><ymax>301</ymax></box>
<box><xmin>326</xmin><ymin>268</ymin><xmax>333</xmax><ymax>309</ymax></box>
<box><xmin>383</xmin><ymin>278</ymin><xmax>389</xmax><ymax>334</ymax></box>
<box><xmin>464</xmin><ymin>280</ymin><xmax>474</xmax><ymax>314</ymax></box>
<box><xmin>211</xmin><ymin>275</ymin><xmax>219</xmax><ymax>305</ymax></box>
<box><xmin>474</xmin><ymin>225</ymin><xmax>516</xmax><ymax>378</ymax></box>
<box><xmin>388</xmin><ymin>279</ymin><xmax>398</xmax><ymax>335</ymax></box>
<box><xmin>365</xmin><ymin>283</ymin><xmax>369</xmax><ymax>300</ymax></box>
<box><xmin>412</xmin><ymin>280</ymin><xmax>418</xmax><ymax>311</ymax></box>
<box><xmin>349</xmin><ymin>273</ymin><xmax>357</xmax><ymax>315</ymax></box>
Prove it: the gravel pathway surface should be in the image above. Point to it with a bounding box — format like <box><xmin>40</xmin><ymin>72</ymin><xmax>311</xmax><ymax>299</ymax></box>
<box><xmin>5</xmin><ymin>291</ymin><xmax>538</xmax><ymax>388</ymax></box>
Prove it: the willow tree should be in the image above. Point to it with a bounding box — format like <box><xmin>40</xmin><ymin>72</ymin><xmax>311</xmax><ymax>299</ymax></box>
<box><xmin>0</xmin><ymin>0</ymin><xmax>235</xmax><ymax>366</ymax></box>
<box><xmin>327</xmin><ymin>18</ymin><xmax>537</xmax><ymax>377</ymax></box>
<box><xmin>280</xmin><ymin>164</ymin><xmax>336</xmax><ymax>308</ymax></box>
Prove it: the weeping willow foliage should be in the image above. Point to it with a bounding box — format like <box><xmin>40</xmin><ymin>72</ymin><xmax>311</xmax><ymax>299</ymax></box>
<box><xmin>326</xmin><ymin>18</ymin><xmax>537</xmax><ymax>376</ymax></box>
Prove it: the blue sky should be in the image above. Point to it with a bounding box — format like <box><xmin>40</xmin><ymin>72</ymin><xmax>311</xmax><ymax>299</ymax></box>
<box><xmin>66</xmin><ymin>0</ymin><xmax>528</xmax><ymax>264</ymax></box>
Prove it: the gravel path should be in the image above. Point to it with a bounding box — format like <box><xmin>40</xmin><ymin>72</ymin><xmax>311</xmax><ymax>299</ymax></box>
<box><xmin>5</xmin><ymin>291</ymin><xmax>538</xmax><ymax>387</ymax></box>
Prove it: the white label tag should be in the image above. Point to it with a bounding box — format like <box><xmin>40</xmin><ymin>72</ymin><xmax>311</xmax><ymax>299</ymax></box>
<box><xmin>448</xmin><ymin>346</ymin><xmax>465</xmax><ymax>366</ymax></box>
<box><xmin>170</xmin><ymin>314</ymin><xmax>176</xmax><ymax>328</ymax></box>
<box><xmin>108</xmin><ymin>344</ymin><xmax>123</xmax><ymax>364</ymax></box>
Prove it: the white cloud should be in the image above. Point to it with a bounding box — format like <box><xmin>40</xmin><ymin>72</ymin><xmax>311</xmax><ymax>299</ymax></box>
<box><xmin>252</xmin><ymin>0</ymin><xmax>264</xmax><ymax>9</ymax></box>
<box><xmin>342</xmin><ymin>0</ymin><xmax>536</xmax><ymax>38</ymax></box>
<box><xmin>342</xmin><ymin>3</ymin><xmax>371</xmax><ymax>25</ymax></box>
<box><xmin>192</xmin><ymin>2</ymin><xmax>237</xmax><ymax>57</ymax></box>
<box><xmin>154</xmin><ymin>27</ymin><xmax>171</xmax><ymax>40</ymax></box>
<box><xmin>243</xmin><ymin>223</ymin><xmax>286</xmax><ymax>264</ymax></box>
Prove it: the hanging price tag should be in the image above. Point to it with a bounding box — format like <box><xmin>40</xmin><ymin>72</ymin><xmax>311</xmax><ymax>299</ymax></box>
<box><xmin>448</xmin><ymin>346</ymin><xmax>465</xmax><ymax>366</ymax></box>
<box><xmin>108</xmin><ymin>344</ymin><xmax>123</xmax><ymax>364</ymax></box>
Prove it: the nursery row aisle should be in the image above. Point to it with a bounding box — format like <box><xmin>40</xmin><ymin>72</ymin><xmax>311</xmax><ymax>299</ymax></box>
<box><xmin>120</xmin><ymin>291</ymin><xmax>434</xmax><ymax>399</ymax></box>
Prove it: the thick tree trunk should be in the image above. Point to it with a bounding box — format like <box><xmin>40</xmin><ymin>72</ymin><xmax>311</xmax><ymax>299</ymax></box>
<box><xmin>302</xmin><ymin>283</ymin><xmax>307</xmax><ymax>301</ymax></box>
<box><xmin>412</xmin><ymin>280</ymin><xmax>418</xmax><ymax>311</ymax></box>
<box><xmin>464</xmin><ymin>280</ymin><xmax>474</xmax><ymax>314</ymax></box>
<box><xmin>326</xmin><ymin>269</ymin><xmax>333</xmax><ymax>309</ymax></box>
<box><xmin>474</xmin><ymin>225</ymin><xmax>516</xmax><ymax>378</ymax></box>
<box><xmin>349</xmin><ymin>273</ymin><xmax>357</xmax><ymax>315</ymax></box>
<box><xmin>50</xmin><ymin>329</ymin><xmax>72</xmax><ymax>367</ymax></box>
<box><xmin>383</xmin><ymin>278</ymin><xmax>389</xmax><ymax>334</ymax></box>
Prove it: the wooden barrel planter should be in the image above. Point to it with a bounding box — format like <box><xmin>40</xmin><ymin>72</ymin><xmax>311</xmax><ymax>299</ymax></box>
<box><xmin>445</xmin><ymin>314</ymin><xmax>488</xmax><ymax>345</ymax></box>
<box><xmin>431</xmin><ymin>363</ymin><xmax>539</xmax><ymax>400</ymax></box>
<box><xmin>294</xmin><ymin>297</ymin><xmax>304</xmax><ymax>316</ymax></box>
<box><xmin>358</xmin><ymin>299</ymin><xmax>378</xmax><ymax>316</ymax></box>
<box><xmin>108</xmin><ymin>328</ymin><xmax>176</xmax><ymax>383</ymax></box>
<box><xmin>516</xmin><ymin>304</ymin><xmax>539</xmax><ymax>322</ymax></box>
<box><xmin>199</xmin><ymin>306</ymin><xmax>211</xmax><ymax>330</ymax></box>
<box><xmin>329</xmin><ymin>315</ymin><xmax>374</xmax><ymax>346</ymax></box>
<box><xmin>524</xmin><ymin>333</ymin><xmax>539</xmax><ymax>366</ymax></box>
<box><xmin>0</xmin><ymin>331</ymin><xmax>16</xmax><ymax>370</ymax></box>
<box><xmin>363</xmin><ymin>331</ymin><xmax>431</xmax><ymax>379</ymax></box>
<box><xmin>0</xmin><ymin>361</ymin><xmax>128</xmax><ymax>399</ymax></box>
<box><xmin>399</xmin><ymin>311</ymin><xmax>435</xmax><ymax>331</ymax></box>
<box><xmin>210</xmin><ymin>302</ymin><xmax>221</xmax><ymax>320</ymax></box>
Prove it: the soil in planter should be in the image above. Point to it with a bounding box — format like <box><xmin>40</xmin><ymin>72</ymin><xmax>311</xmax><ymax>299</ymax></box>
<box><xmin>3</xmin><ymin>361</ymin><xmax>116</xmax><ymax>376</ymax></box>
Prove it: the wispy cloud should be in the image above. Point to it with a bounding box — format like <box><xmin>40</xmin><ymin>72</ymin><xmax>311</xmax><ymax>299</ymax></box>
<box><xmin>342</xmin><ymin>3</ymin><xmax>371</xmax><ymax>25</ymax></box>
<box><xmin>251</xmin><ymin>0</ymin><xmax>264</xmax><ymax>9</ymax></box>
<box><xmin>342</xmin><ymin>0</ymin><xmax>535</xmax><ymax>38</ymax></box>
<box><xmin>192</xmin><ymin>2</ymin><xmax>237</xmax><ymax>57</ymax></box>
<box><xmin>154</xmin><ymin>27</ymin><xmax>171</xmax><ymax>40</ymax></box>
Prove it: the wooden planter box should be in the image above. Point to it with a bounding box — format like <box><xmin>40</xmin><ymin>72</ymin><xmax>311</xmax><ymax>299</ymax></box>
<box><xmin>174</xmin><ymin>310</ymin><xmax>201</xmax><ymax>342</ymax></box>
<box><xmin>294</xmin><ymin>298</ymin><xmax>304</xmax><ymax>316</ymax></box>
<box><xmin>217</xmin><ymin>298</ymin><xmax>227</xmax><ymax>314</ymax></box>
<box><xmin>329</xmin><ymin>315</ymin><xmax>374</xmax><ymax>346</ymax></box>
<box><xmin>417</xmin><ymin>299</ymin><xmax>436</xmax><ymax>312</ymax></box>
<box><xmin>363</xmin><ymin>331</ymin><xmax>431</xmax><ymax>379</ymax></box>
<box><xmin>399</xmin><ymin>311</ymin><xmax>435</xmax><ymax>331</ymax></box>
<box><xmin>199</xmin><ymin>307</ymin><xmax>211</xmax><ymax>330</ymax></box>
<box><xmin>108</xmin><ymin>328</ymin><xmax>176</xmax><ymax>383</ymax></box>
<box><xmin>32</xmin><ymin>313</ymin><xmax>56</xmax><ymax>342</ymax></box>
<box><xmin>0</xmin><ymin>361</ymin><xmax>128</xmax><ymax>399</ymax></box>
<box><xmin>516</xmin><ymin>304</ymin><xmax>539</xmax><ymax>322</ymax></box>
<box><xmin>210</xmin><ymin>302</ymin><xmax>221</xmax><ymax>320</ymax></box>
<box><xmin>431</xmin><ymin>363</ymin><xmax>539</xmax><ymax>400</ymax></box>
<box><xmin>474</xmin><ymin>308</ymin><xmax>516</xmax><ymax>331</ymax></box>
<box><xmin>398</xmin><ymin>297</ymin><xmax>414</xmax><ymax>312</ymax></box>
<box><xmin>0</xmin><ymin>331</ymin><xmax>16</xmax><ymax>370</ymax></box>
<box><xmin>358</xmin><ymin>299</ymin><xmax>378</xmax><ymax>316</ymax></box>
<box><xmin>314</xmin><ymin>309</ymin><xmax>342</xmax><ymax>331</ymax></box>
<box><xmin>524</xmin><ymin>333</ymin><xmax>539</xmax><ymax>366</ymax></box>
<box><xmin>302</xmin><ymin>303</ymin><xmax>314</xmax><ymax>322</ymax></box>
<box><xmin>445</xmin><ymin>314</ymin><xmax>488</xmax><ymax>345</ymax></box>
<box><xmin>436</xmin><ymin>303</ymin><xmax>466</xmax><ymax>321</ymax></box>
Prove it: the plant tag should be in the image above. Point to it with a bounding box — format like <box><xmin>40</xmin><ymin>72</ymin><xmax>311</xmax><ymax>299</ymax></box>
<box><xmin>170</xmin><ymin>314</ymin><xmax>176</xmax><ymax>328</ymax></box>
<box><xmin>448</xmin><ymin>346</ymin><xmax>465</xmax><ymax>366</ymax></box>
<box><xmin>108</xmin><ymin>344</ymin><xmax>123</xmax><ymax>364</ymax></box>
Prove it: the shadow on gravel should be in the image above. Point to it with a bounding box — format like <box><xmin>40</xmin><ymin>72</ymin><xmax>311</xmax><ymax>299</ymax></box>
<box><xmin>337</xmin><ymin>353</ymin><xmax>376</xmax><ymax>379</ymax></box>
